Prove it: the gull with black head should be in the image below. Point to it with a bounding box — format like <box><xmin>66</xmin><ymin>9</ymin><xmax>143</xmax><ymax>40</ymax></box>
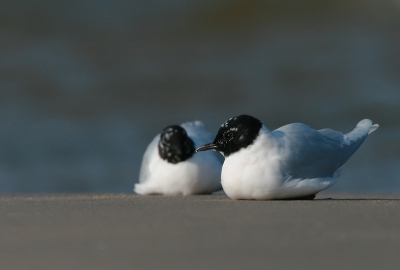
<box><xmin>196</xmin><ymin>115</ymin><xmax>379</xmax><ymax>200</ymax></box>
<box><xmin>135</xmin><ymin>121</ymin><xmax>222</xmax><ymax>195</ymax></box>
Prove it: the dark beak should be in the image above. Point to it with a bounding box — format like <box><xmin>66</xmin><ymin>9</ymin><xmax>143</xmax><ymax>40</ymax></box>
<box><xmin>195</xmin><ymin>143</ymin><xmax>219</xmax><ymax>152</ymax></box>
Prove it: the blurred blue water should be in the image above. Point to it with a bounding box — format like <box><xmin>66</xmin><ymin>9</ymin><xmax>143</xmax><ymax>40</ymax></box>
<box><xmin>0</xmin><ymin>0</ymin><xmax>399</xmax><ymax>193</ymax></box>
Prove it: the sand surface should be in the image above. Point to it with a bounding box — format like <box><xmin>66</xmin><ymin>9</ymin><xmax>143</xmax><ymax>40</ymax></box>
<box><xmin>1</xmin><ymin>194</ymin><xmax>400</xmax><ymax>270</ymax></box>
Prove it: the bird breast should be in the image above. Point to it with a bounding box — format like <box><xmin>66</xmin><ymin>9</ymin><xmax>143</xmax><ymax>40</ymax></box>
<box><xmin>221</xmin><ymin>131</ymin><xmax>282</xmax><ymax>199</ymax></box>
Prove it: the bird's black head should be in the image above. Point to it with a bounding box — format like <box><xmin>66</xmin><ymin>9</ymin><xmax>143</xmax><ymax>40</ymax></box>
<box><xmin>196</xmin><ymin>115</ymin><xmax>263</xmax><ymax>157</ymax></box>
<box><xmin>158</xmin><ymin>125</ymin><xmax>195</xmax><ymax>164</ymax></box>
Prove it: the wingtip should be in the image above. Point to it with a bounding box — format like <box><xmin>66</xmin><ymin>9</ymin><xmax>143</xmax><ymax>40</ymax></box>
<box><xmin>357</xmin><ymin>119</ymin><xmax>379</xmax><ymax>135</ymax></box>
<box><xmin>368</xmin><ymin>123</ymin><xmax>379</xmax><ymax>134</ymax></box>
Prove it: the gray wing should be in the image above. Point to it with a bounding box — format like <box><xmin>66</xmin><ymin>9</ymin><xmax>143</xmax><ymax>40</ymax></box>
<box><xmin>272</xmin><ymin>120</ymin><xmax>378</xmax><ymax>179</ymax></box>
<box><xmin>181</xmin><ymin>121</ymin><xmax>215</xmax><ymax>146</ymax></box>
<box><xmin>272</xmin><ymin>123</ymin><xmax>344</xmax><ymax>179</ymax></box>
<box><xmin>181</xmin><ymin>121</ymin><xmax>224</xmax><ymax>164</ymax></box>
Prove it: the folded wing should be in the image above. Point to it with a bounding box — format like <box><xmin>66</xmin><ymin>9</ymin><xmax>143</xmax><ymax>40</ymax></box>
<box><xmin>273</xmin><ymin>119</ymin><xmax>378</xmax><ymax>179</ymax></box>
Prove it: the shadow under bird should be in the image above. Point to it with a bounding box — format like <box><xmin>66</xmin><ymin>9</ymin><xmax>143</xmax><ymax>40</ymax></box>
<box><xmin>196</xmin><ymin>115</ymin><xmax>379</xmax><ymax>200</ymax></box>
<box><xmin>135</xmin><ymin>121</ymin><xmax>222</xmax><ymax>195</ymax></box>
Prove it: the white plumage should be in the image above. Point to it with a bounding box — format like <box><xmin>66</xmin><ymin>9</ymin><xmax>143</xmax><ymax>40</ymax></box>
<box><xmin>197</xmin><ymin>116</ymin><xmax>379</xmax><ymax>200</ymax></box>
<box><xmin>135</xmin><ymin>121</ymin><xmax>222</xmax><ymax>195</ymax></box>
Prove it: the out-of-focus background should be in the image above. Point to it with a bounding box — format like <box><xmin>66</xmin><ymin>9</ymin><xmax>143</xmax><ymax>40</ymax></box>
<box><xmin>0</xmin><ymin>0</ymin><xmax>399</xmax><ymax>193</ymax></box>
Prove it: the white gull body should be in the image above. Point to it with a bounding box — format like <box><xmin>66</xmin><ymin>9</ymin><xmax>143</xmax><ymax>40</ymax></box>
<box><xmin>135</xmin><ymin>121</ymin><xmax>222</xmax><ymax>195</ymax></box>
<box><xmin>221</xmin><ymin>119</ymin><xmax>378</xmax><ymax>200</ymax></box>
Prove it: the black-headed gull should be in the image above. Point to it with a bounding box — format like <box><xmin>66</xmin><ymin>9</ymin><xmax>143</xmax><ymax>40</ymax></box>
<box><xmin>196</xmin><ymin>115</ymin><xmax>378</xmax><ymax>200</ymax></box>
<box><xmin>135</xmin><ymin>121</ymin><xmax>222</xmax><ymax>195</ymax></box>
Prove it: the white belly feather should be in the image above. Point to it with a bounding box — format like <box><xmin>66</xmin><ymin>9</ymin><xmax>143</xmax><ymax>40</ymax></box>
<box><xmin>221</xmin><ymin>131</ymin><xmax>337</xmax><ymax>200</ymax></box>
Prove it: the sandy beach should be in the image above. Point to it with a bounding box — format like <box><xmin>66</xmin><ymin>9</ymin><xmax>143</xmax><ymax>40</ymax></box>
<box><xmin>1</xmin><ymin>193</ymin><xmax>399</xmax><ymax>270</ymax></box>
